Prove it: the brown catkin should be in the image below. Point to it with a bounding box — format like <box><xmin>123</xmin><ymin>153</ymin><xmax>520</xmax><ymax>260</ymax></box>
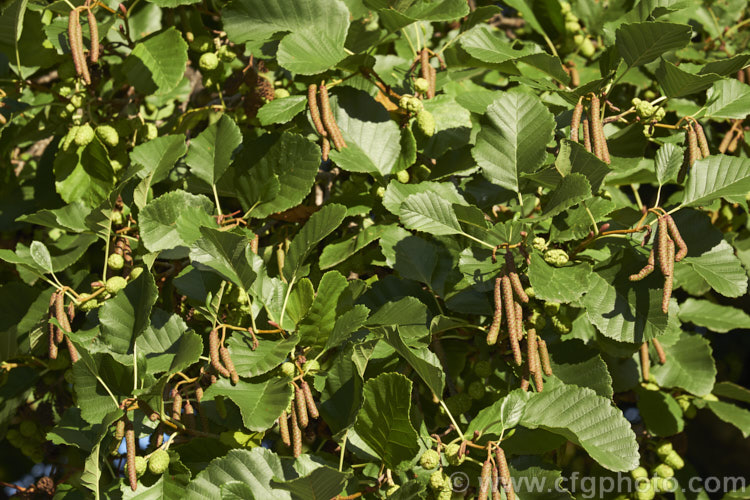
<box><xmin>590</xmin><ymin>95</ymin><xmax>610</xmax><ymax>163</ymax></box>
<box><xmin>295</xmin><ymin>384</ymin><xmax>309</xmax><ymax>429</ymax></box>
<box><xmin>301</xmin><ymin>380</ymin><xmax>319</xmax><ymax>419</ymax></box>
<box><xmin>478</xmin><ymin>459</ymin><xmax>492</xmax><ymax>500</ymax></box>
<box><xmin>183</xmin><ymin>400</ymin><xmax>196</xmax><ymax>429</ymax></box>
<box><xmin>718</xmin><ymin>128</ymin><xmax>734</xmax><ymax>154</ymax></box>
<box><xmin>290</xmin><ymin>401</ymin><xmax>302</xmax><ymax>457</ymax></box>
<box><xmin>514</xmin><ymin>302</ymin><xmax>524</xmax><ymax>341</ymax></box>
<box><xmin>629</xmin><ymin>248</ymin><xmax>655</xmax><ymax>281</ymax></box>
<box><xmin>115</xmin><ymin>418</ymin><xmax>125</xmax><ymax>442</ymax></box>
<box><xmin>520</xmin><ymin>374</ymin><xmax>529</xmax><ymax>392</ymax></box>
<box><xmin>69</xmin><ymin>9</ymin><xmax>91</xmax><ymax>84</ymax></box>
<box><xmin>87</xmin><ymin>8</ymin><xmax>99</xmax><ymax>63</ymax></box>
<box><xmin>582</xmin><ymin>115</ymin><xmax>592</xmax><ymax>152</ymax></box>
<box><xmin>662</xmin><ymin>239</ymin><xmax>675</xmax><ymax>313</ymax></box>
<box><xmin>54</xmin><ymin>292</ymin><xmax>67</xmax><ymax>343</ymax></box>
<box><xmin>492</xmin><ymin>465</ymin><xmax>501</xmax><ymax>500</ymax></box>
<box><xmin>195</xmin><ymin>387</ymin><xmax>209</xmax><ymax>432</ymax></box>
<box><xmin>48</xmin><ymin>327</ymin><xmax>58</xmax><ymax>360</ymax></box>
<box><xmin>125</xmin><ymin>419</ymin><xmax>137</xmax><ymax>491</ymax></box>
<box><xmin>688</xmin><ymin>125</ymin><xmax>700</xmax><ymax>165</ymax></box>
<box><xmin>657</xmin><ymin>217</ymin><xmax>671</xmax><ymax>277</ymax></box>
<box><xmin>48</xmin><ymin>292</ymin><xmax>58</xmax><ymax>342</ymax></box>
<box><xmin>220</xmin><ymin>346</ymin><xmax>239</xmax><ymax>384</ymax></box>
<box><xmin>65</xmin><ymin>335</ymin><xmax>80</xmax><ymax>363</ymax></box>
<box><xmin>279</xmin><ymin>411</ymin><xmax>291</xmax><ymax>447</ymax></box>
<box><xmin>505</xmin><ymin>253</ymin><xmax>529</xmax><ymax>303</ymax></box>
<box><xmin>209</xmin><ymin>329</ymin><xmax>230</xmax><ymax>377</ymax></box>
<box><xmin>640</xmin><ymin>342</ymin><xmax>650</xmax><ymax>381</ymax></box>
<box><xmin>527</xmin><ymin>328</ymin><xmax>543</xmax><ymax>392</ymax></box>
<box><xmin>321</xmin><ymin>137</ymin><xmax>330</xmax><ymax>161</ymax></box>
<box><xmin>428</xmin><ymin>64</ymin><xmax>437</xmax><ymax>99</ymax></box>
<box><xmin>495</xmin><ymin>447</ymin><xmax>514</xmax><ymax>500</ymax></box>
<box><xmin>171</xmin><ymin>389</ymin><xmax>182</xmax><ymax>422</ymax></box>
<box><xmin>641</xmin><ymin>225</ymin><xmax>652</xmax><ymax>247</ymax></box>
<box><xmin>486</xmin><ymin>277</ymin><xmax>503</xmax><ymax>345</ymax></box>
<box><xmin>665</xmin><ymin>215</ymin><xmax>687</xmax><ymax>261</ymax></box>
<box><xmin>652</xmin><ymin>338</ymin><xmax>667</xmax><ymax>364</ymax></box>
<box><xmin>318</xmin><ymin>83</ymin><xmax>346</xmax><ymax>150</ymax></box>
<box><xmin>571</xmin><ymin>101</ymin><xmax>583</xmax><ymax>143</ymax></box>
<box><xmin>307</xmin><ymin>84</ymin><xmax>327</xmax><ymax>137</ymax></box>
<box><xmin>537</xmin><ymin>339</ymin><xmax>553</xmax><ymax>377</ymax></box>
<box><xmin>727</xmin><ymin>132</ymin><xmax>741</xmax><ymax>153</ymax></box>
<box><xmin>503</xmin><ymin>277</ymin><xmax>522</xmax><ymax>365</ymax></box>
<box><xmin>694</xmin><ymin>121</ymin><xmax>710</xmax><ymax>158</ymax></box>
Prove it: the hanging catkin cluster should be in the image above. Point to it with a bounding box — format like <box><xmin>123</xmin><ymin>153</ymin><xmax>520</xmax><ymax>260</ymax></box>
<box><xmin>569</xmin><ymin>94</ymin><xmax>610</xmax><ymax>163</ymax></box>
<box><xmin>67</xmin><ymin>3</ymin><xmax>100</xmax><ymax>85</ymax></box>
<box><xmin>307</xmin><ymin>83</ymin><xmax>346</xmax><ymax>160</ymax></box>
<box><xmin>48</xmin><ymin>291</ymin><xmax>79</xmax><ymax>363</ymax></box>
<box><xmin>629</xmin><ymin>213</ymin><xmax>687</xmax><ymax>313</ymax></box>
<box><xmin>208</xmin><ymin>329</ymin><xmax>239</xmax><ymax>384</ymax></box>
<box><xmin>640</xmin><ymin>337</ymin><xmax>667</xmax><ymax>381</ymax></box>
<box><xmin>278</xmin><ymin>378</ymin><xmax>319</xmax><ymax>457</ymax></box>
<box><xmin>486</xmin><ymin>250</ymin><xmax>551</xmax><ymax>392</ymax></box>
<box><xmin>419</xmin><ymin>48</ymin><xmax>437</xmax><ymax>99</ymax></box>
<box><xmin>678</xmin><ymin>120</ymin><xmax>711</xmax><ymax>181</ymax></box>
<box><xmin>478</xmin><ymin>447</ymin><xmax>515</xmax><ymax>500</ymax></box>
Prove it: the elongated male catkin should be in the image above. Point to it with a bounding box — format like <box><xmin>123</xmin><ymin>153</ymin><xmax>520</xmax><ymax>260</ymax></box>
<box><xmin>428</xmin><ymin>64</ymin><xmax>436</xmax><ymax>99</ymax></box>
<box><xmin>209</xmin><ymin>329</ymin><xmax>230</xmax><ymax>377</ymax></box>
<box><xmin>694</xmin><ymin>121</ymin><xmax>709</xmax><ymax>158</ymax></box>
<box><xmin>652</xmin><ymin>338</ymin><xmax>667</xmax><ymax>365</ymax></box>
<box><xmin>55</xmin><ymin>292</ymin><xmax>67</xmax><ymax>343</ymax></box>
<box><xmin>570</xmin><ymin>101</ymin><xmax>583</xmax><ymax>143</ymax></box>
<box><xmin>65</xmin><ymin>336</ymin><xmax>80</xmax><ymax>363</ymax></box>
<box><xmin>582</xmin><ymin>115</ymin><xmax>592</xmax><ymax>152</ymax></box>
<box><xmin>537</xmin><ymin>339</ymin><xmax>553</xmax><ymax>377</ymax></box>
<box><xmin>629</xmin><ymin>248</ymin><xmax>655</xmax><ymax>281</ymax></box>
<box><xmin>505</xmin><ymin>253</ymin><xmax>528</xmax><ymax>303</ymax></box>
<box><xmin>590</xmin><ymin>95</ymin><xmax>610</xmax><ymax>163</ymax></box>
<box><xmin>662</xmin><ymin>239</ymin><xmax>675</xmax><ymax>313</ymax></box>
<box><xmin>48</xmin><ymin>329</ymin><xmax>58</xmax><ymax>360</ymax></box>
<box><xmin>301</xmin><ymin>380</ymin><xmax>319</xmax><ymax>419</ymax></box>
<box><xmin>495</xmin><ymin>447</ymin><xmax>514</xmax><ymax>500</ymax></box>
<box><xmin>171</xmin><ymin>389</ymin><xmax>182</xmax><ymax>422</ymax></box>
<box><xmin>688</xmin><ymin>124</ymin><xmax>700</xmax><ymax>165</ymax></box>
<box><xmin>290</xmin><ymin>400</ymin><xmax>302</xmax><ymax>457</ymax></box>
<box><xmin>183</xmin><ymin>400</ymin><xmax>196</xmax><ymax>428</ymax></box>
<box><xmin>478</xmin><ymin>459</ymin><xmax>492</xmax><ymax>500</ymax></box>
<box><xmin>115</xmin><ymin>418</ymin><xmax>125</xmax><ymax>443</ymax></box>
<box><xmin>125</xmin><ymin>419</ymin><xmax>137</xmax><ymax>491</ymax></box>
<box><xmin>220</xmin><ymin>346</ymin><xmax>239</xmax><ymax>384</ymax></box>
<box><xmin>318</xmin><ymin>83</ymin><xmax>346</xmax><ymax>150</ymax></box>
<box><xmin>279</xmin><ymin>411</ymin><xmax>291</xmax><ymax>447</ymax></box>
<box><xmin>491</xmin><ymin>464</ymin><xmax>501</xmax><ymax>500</ymax></box>
<box><xmin>486</xmin><ymin>277</ymin><xmax>502</xmax><ymax>345</ymax></box>
<box><xmin>527</xmin><ymin>328</ymin><xmax>543</xmax><ymax>392</ymax></box>
<box><xmin>514</xmin><ymin>302</ymin><xmax>524</xmax><ymax>342</ymax></box>
<box><xmin>307</xmin><ymin>84</ymin><xmax>327</xmax><ymax>137</ymax></box>
<box><xmin>657</xmin><ymin>217</ymin><xmax>671</xmax><ymax>277</ymax></box>
<box><xmin>718</xmin><ymin>128</ymin><xmax>734</xmax><ymax>154</ymax></box>
<box><xmin>195</xmin><ymin>387</ymin><xmax>210</xmax><ymax>431</ymax></box>
<box><xmin>640</xmin><ymin>342</ymin><xmax>650</xmax><ymax>381</ymax></box>
<box><xmin>321</xmin><ymin>137</ymin><xmax>330</xmax><ymax>161</ymax></box>
<box><xmin>87</xmin><ymin>8</ymin><xmax>99</xmax><ymax>63</ymax></box>
<box><xmin>666</xmin><ymin>215</ymin><xmax>687</xmax><ymax>261</ymax></box>
<box><xmin>295</xmin><ymin>384</ymin><xmax>309</xmax><ymax>429</ymax></box>
<box><xmin>68</xmin><ymin>9</ymin><xmax>91</xmax><ymax>84</ymax></box>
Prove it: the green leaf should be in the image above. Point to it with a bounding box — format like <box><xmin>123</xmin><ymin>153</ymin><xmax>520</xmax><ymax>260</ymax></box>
<box><xmin>187</xmin><ymin>448</ymin><xmax>289</xmax><ymax>499</ymax></box>
<box><xmin>520</xmin><ymin>384</ymin><xmax>639</xmax><ymax>472</ymax></box>
<box><xmin>636</xmin><ymin>387</ymin><xmax>684</xmax><ymax>436</ymax></box>
<box><xmin>682</xmin><ymin>155</ymin><xmax>750</xmax><ymax>207</ymax></box>
<box><xmin>705</xmin><ymin>79</ymin><xmax>750</xmax><ymax>119</ymax></box>
<box><xmin>353</xmin><ymin>373</ymin><xmax>420</xmax><ymax>471</ymax></box>
<box><xmin>328</xmin><ymin>88</ymin><xmax>402</xmax><ymax>176</ymax></box>
<box><xmin>555</xmin><ymin>140</ymin><xmax>611</xmax><ymax>193</ymax></box>
<box><xmin>473</xmin><ymin>91</ymin><xmax>556</xmax><ymax>192</ymax></box>
<box><xmin>383</xmin><ymin>327</ymin><xmax>444</xmax><ymax>397</ymax></box>
<box><xmin>130</xmin><ymin>135</ymin><xmax>188</xmax><ymax>207</ymax></box>
<box><xmin>233</xmin><ymin>133</ymin><xmax>319</xmax><ymax>219</ymax></box>
<box><xmin>222</xmin><ymin>0</ymin><xmax>350</xmax><ymax>74</ymax></box>
<box><xmin>72</xmin><ymin>353</ymin><xmax>130</xmax><ymax>424</ymax></box>
<box><xmin>655</xmin><ymin>59</ymin><xmax>722</xmax><ymax>98</ymax></box>
<box><xmin>122</xmin><ymin>27</ymin><xmax>188</xmax><ymax>94</ymax></box>
<box><xmin>189</xmin><ymin>227</ymin><xmax>257</xmax><ymax>291</ymax></box>
<box><xmin>29</xmin><ymin>240</ymin><xmax>52</xmax><ymax>273</ymax></box>
<box><xmin>54</xmin><ymin>141</ymin><xmax>115</xmax><ymax>208</ymax></box>
<box><xmin>651</xmin><ymin>332</ymin><xmax>716</xmax><ymax>396</ymax></box>
<box><xmin>257</xmin><ymin>96</ymin><xmax>307</xmax><ymax>126</ymax></box>
<box><xmin>99</xmin><ymin>272</ymin><xmax>159</xmax><ymax>355</ymax></box>
<box><xmin>528</xmin><ymin>254</ymin><xmax>591</xmax><ymax>304</ymax></box>
<box><xmin>383</xmin><ymin>180</ymin><xmax>467</xmax><ymax>217</ymax></box>
<box><xmin>582</xmin><ymin>252</ymin><xmax>669</xmax><ymax>343</ymax></box>
<box><xmin>137</xmin><ymin>310</ymin><xmax>203</xmax><ymax>373</ymax></box>
<box><xmin>467</xmin><ymin>390</ymin><xmax>529</xmax><ymax>438</ymax></box>
<box><xmin>203</xmin><ymin>377</ymin><xmax>292</xmax><ymax>432</ymax></box>
<box><xmin>16</xmin><ymin>201</ymin><xmax>91</xmax><ymax>232</ymax></box>
<box><xmin>459</xmin><ymin>24</ymin><xmax>535</xmax><ymax>64</ymax></box>
<box><xmin>226</xmin><ymin>334</ymin><xmax>298</xmax><ymax>378</ymax></box>
<box><xmin>678</xmin><ymin>298</ymin><xmax>750</xmax><ymax>333</ymax></box>
<box><xmin>683</xmin><ymin>240</ymin><xmax>748</xmax><ymax>298</ymax></box>
<box><xmin>538</xmin><ymin>174</ymin><xmax>591</xmax><ymax>220</ymax></box>
<box><xmin>704</xmin><ymin>400</ymin><xmax>750</xmax><ymax>438</ymax></box>
<box><xmin>272</xmin><ymin>464</ymin><xmax>349</xmax><ymax>500</ymax></box>
<box><xmin>139</xmin><ymin>190</ymin><xmax>215</xmax><ymax>253</ymax></box>
<box><xmin>400</xmin><ymin>192</ymin><xmax>462</xmax><ymax>236</ymax></box>
<box><xmin>283</xmin><ymin>204</ymin><xmax>347</xmax><ymax>282</ymax></box>
<box><xmin>319</xmin><ymin>224</ymin><xmax>392</xmax><ymax>270</ymax></box>
<box><xmin>615</xmin><ymin>22</ymin><xmax>692</xmax><ymax>68</ymax></box>
<box><xmin>654</xmin><ymin>142</ymin><xmax>683</xmax><ymax>185</ymax></box>
<box><xmin>185</xmin><ymin>114</ymin><xmax>242</xmax><ymax>185</ymax></box>
<box><xmin>548</xmin><ymin>342</ymin><xmax>614</xmax><ymax>398</ymax></box>
<box><xmin>297</xmin><ymin>271</ymin><xmax>348</xmax><ymax>353</ymax></box>
<box><xmin>713</xmin><ymin>382</ymin><xmax>750</xmax><ymax>404</ymax></box>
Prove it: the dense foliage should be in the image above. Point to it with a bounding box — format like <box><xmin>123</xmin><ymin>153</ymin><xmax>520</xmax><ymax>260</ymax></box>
<box><xmin>1</xmin><ymin>0</ymin><xmax>750</xmax><ymax>498</ymax></box>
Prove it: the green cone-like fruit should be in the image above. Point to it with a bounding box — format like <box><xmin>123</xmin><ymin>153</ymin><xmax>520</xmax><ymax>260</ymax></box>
<box><xmin>199</xmin><ymin>52</ymin><xmax>220</xmax><ymax>72</ymax></box>
<box><xmin>274</xmin><ymin>88</ymin><xmax>290</xmax><ymax>99</ymax></box>
<box><xmin>653</xmin><ymin>463</ymin><xmax>674</xmax><ymax>478</ymax></box>
<box><xmin>580</xmin><ymin>38</ymin><xmax>596</xmax><ymax>58</ymax></box>
<box><xmin>630</xmin><ymin>466</ymin><xmax>648</xmax><ymax>480</ymax></box>
<box><xmin>655</xmin><ymin>442</ymin><xmax>673</xmax><ymax>458</ymax></box>
<box><xmin>280</xmin><ymin>362</ymin><xmax>296</xmax><ymax>377</ymax></box>
<box><xmin>635</xmin><ymin>482</ymin><xmax>655</xmax><ymax>500</ymax></box>
<box><xmin>126</xmin><ymin>456</ymin><xmax>148</xmax><ymax>478</ymax></box>
<box><xmin>468</xmin><ymin>380</ymin><xmax>485</xmax><ymax>400</ymax></box>
<box><xmin>663</xmin><ymin>450</ymin><xmax>685</xmax><ymax>470</ymax></box>
<box><xmin>474</xmin><ymin>360</ymin><xmax>491</xmax><ymax>378</ymax></box>
<box><xmin>420</xmin><ymin>449</ymin><xmax>440</xmax><ymax>470</ymax></box>
<box><xmin>96</xmin><ymin>125</ymin><xmax>119</xmax><ymax>148</ymax></box>
<box><xmin>396</xmin><ymin>170</ymin><xmax>410</xmax><ymax>183</ymax></box>
<box><xmin>414</xmin><ymin>77</ymin><xmax>430</xmax><ymax>93</ymax></box>
<box><xmin>398</xmin><ymin>95</ymin><xmax>423</xmax><ymax>114</ymax></box>
<box><xmin>416</xmin><ymin>110</ymin><xmax>436</xmax><ymax>137</ymax></box>
<box><xmin>444</xmin><ymin>442</ymin><xmax>464</xmax><ymax>466</ymax></box>
<box><xmin>74</xmin><ymin>124</ymin><xmax>95</xmax><ymax>147</ymax></box>
<box><xmin>144</xmin><ymin>123</ymin><xmax>158</xmax><ymax>141</ymax></box>
<box><xmin>77</xmin><ymin>294</ymin><xmax>99</xmax><ymax>312</ymax></box>
<box><xmin>543</xmin><ymin>249</ymin><xmax>569</xmax><ymax>267</ymax></box>
<box><xmin>429</xmin><ymin>470</ymin><xmax>444</xmax><ymax>491</ymax></box>
<box><xmin>105</xmin><ymin>276</ymin><xmax>128</xmax><ymax>294</ymax></box>
<box><xmin>148</xmin><ymin>449</ymin><xmax>170</xmax><ymax>474</ymax></box>
<box><xmin>108</xmin><ymin>253</ymin><xmax>125</xmax><ymax>270</ymax></box>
